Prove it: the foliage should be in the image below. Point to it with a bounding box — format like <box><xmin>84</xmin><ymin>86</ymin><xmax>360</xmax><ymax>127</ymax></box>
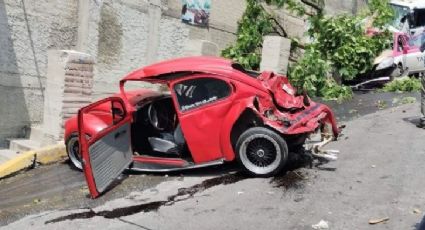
<box><xmin>221</xmin><ymin>0</ymin><xmax>273</xmax><ymax>70</ymax></box>
<box><xmin>288</xmin><ymin>47</ymin><xmax>330</xmax><ymax>96</ymax></box>
<box><xmin>222</xmin><ymin>0</ymin><xmax>322</xmax><ymax>69</ymax></box>
<box><xmin>288</xmin><ymin>0</ymin><xmax>394</xmax><ymax>100</ymax></box>
<box><xmin>307</xmin><ymin>15</ymin><xmax>392</xmax><ymax>81</ymax></box>
<box><xmin>320</xmin><ymin>80</ymin><xmax>353</xmax><ymax>101</ymax></box>
<box><xmin>222</xmin><ymin>0</ymin><xmax>396</xmax><ymax>101</ymax></box>
<box><xmin>367</xmin><ymin>0</ymin><xmax>394</xmax><ymax>28</ymax></box>
<box><xmin>399</xmin><ymin>97</ymin><xmax>417</xmax><ymax>104</ymax></box>
<box><xmin>382</xmin><ymin>77</ymin><xmax>422</xmax><ymax>92</ymax></box>
<box><xmin>288</xmin><ymin>46</ymin><xmax>353</xmax><ymax>101</ymax></box>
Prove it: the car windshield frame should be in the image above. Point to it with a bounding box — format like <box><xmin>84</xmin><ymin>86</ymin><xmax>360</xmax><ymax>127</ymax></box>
<box><xmin>389</xmin><ymin>3</ymin><xmax>411</xmax><ymax>30</ymax></box>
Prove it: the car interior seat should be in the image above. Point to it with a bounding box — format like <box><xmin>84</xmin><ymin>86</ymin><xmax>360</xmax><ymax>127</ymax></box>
<box><xmin>147</xmin><ymin>101</ymin><xmax>186</xmax><ymax>155</ymax></box>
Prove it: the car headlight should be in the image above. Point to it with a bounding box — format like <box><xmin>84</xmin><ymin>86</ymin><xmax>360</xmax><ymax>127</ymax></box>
<box><xmin>376</xmin><ymin>57</ymin><xmax>394</xmax><ymax>70</ymax></box>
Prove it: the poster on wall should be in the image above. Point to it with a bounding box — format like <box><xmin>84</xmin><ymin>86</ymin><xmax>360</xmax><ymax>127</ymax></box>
<box><xmin>181</xmin><ymin>0</ymin><xmax>210</xmax><ymax>27</ymax></box>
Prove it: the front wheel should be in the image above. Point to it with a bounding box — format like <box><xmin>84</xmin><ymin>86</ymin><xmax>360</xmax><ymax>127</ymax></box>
<box><xmin>66</xmin><ymin>133</ymin><xmax>82</xmax><ymax>171</ymax></box>
<box><xmin>236</xmin><ymin>127</ymin><xmax>288</xmax><ymax>177</ymax></box>
<box><xmin>390</xmin><ymin>64</ymin><xmax>403</xmax><ymax>81</ymax></box>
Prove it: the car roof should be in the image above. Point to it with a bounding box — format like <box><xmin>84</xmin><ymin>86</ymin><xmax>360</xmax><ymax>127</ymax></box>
<box><xmin>390</xmin><ymin>0</ymin><xmax>425</xmax><ymax>9</ymax></box>
<box><xmin>121</xmin><ymin>56</ymin><xmax>257</xmax><ymax>83</ymax></box>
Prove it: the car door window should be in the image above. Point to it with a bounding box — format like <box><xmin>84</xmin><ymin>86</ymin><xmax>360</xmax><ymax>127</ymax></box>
<box><xmin>398</xmin><ymin>36</ymin><xmax>404</xmax><ymax>52</ymax></box>
<box><xmin>174</xmin><ymin>77</ymin><xmax>231</xmax><ymax>111</ymax></box>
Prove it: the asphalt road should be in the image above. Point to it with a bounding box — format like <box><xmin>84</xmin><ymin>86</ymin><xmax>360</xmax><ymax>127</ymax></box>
<box><xmin>0</xmin><ymin>92</ymin><xmax>423</xmax><ymax>229</ymax></box>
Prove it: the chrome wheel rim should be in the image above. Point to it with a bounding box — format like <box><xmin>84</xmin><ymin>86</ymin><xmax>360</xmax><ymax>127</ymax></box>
<box><xmin>67</xmin><ymin>137</ymin><xmax>82</xmax><ymax>170</ymax></box>
<box><xmin>239</xmin><ymin>134</ymin><xmax>281</xmax><ymax>175</ymax></box>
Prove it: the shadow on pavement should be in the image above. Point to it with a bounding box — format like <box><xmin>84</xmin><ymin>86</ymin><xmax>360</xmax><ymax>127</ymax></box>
<box><xmin>403</xmin><ymin>116</ymin><xmax>423</xmax><ymax>128</ymax></box>
<box><xmin>414</xmin><ymin>215</ymin><xmax>425</xmax><ymax>230</ymax></box>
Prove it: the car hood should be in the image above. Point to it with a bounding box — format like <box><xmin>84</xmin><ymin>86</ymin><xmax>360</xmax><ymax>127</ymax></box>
<box><xmin>374</xmin><ymin>49</ymin><xmax>393</xmax><ymax>65</ymax></box>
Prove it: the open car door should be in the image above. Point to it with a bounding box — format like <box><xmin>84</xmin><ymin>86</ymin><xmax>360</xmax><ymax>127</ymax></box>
<box><xmin>78</xmin><ymin>97</ymin><xmax>133</xmax><ymax>198</ymax></box>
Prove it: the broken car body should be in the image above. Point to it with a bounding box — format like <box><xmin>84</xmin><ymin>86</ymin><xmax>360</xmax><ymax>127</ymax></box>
<box><xmin>63</xmin><ymin>57</ymin><xmax>339</xmax><ymax>198</ymax></box>
<box><xmin>351</xmin><ymin>32</ymin><xmax>425</xmax><ymax>89</ymax></box>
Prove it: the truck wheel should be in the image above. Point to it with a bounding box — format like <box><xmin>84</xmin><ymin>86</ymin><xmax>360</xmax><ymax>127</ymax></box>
<box><xmin>236</xmin><ymin>127</ymin><xmax>288</xmax><ymax>177</ymax></box>
<box><xmin>66</xmin><ymin>133</ymin><xmax>82</xmax><ymax>171</ymax></box>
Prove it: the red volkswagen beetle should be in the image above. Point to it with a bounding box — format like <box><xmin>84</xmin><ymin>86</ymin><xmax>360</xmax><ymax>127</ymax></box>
<box><xmin>64</xmin><ymin>57</ymin><xmax>338</xmax><ymax>198</ymax></box>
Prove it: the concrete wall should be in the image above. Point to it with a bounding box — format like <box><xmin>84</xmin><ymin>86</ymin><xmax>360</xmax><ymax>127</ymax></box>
<box><xmin>77</xmin><ymin>0</ymin><xmax>246</xmax><ymax>99</ymax></box>
<box><xmin>0</xmin><ymin>0</ymin><xmax>78</xmax><ymax>146</ymax></box>
<box><xmin>324</xmin><ymin>0</ymin><xmax>368</xmax><ymax>15</ymax></box>
<box><xmin>0</xmin><ymin>0</ymin><xmax>246</xmax><ymax>145</ymax></box>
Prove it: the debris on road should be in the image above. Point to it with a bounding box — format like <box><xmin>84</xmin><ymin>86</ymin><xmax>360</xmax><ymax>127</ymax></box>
<box><xmin>312</xmin><ymin>220</ymin><xmax>329</xmax><ymax>229</ymax></box>
<box><xmin>376</xmin><ymin>100</ymin><xmax>388</xmax><ymax>110</ymax></box>
<box><xmin>271</xmin><ymin>170</ymin><xmax>307</xmax><ymax>190</ymax></box>
<box><xmin>311</xmin><ymin>135</ymin><xmax>340</xmax><ymax>161</ymax></box>
<box><xmin>368</xmin><ymin>217</ymin><xmax>389</xmax><ymax>225</ymax></box>
<box><xmin>413</xmin><ymin>208</ymin><xmax>421</xmax><ymax>214</ymax></box>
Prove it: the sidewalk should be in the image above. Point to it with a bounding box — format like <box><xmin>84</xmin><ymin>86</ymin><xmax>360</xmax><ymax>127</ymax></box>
<box><xmin>0</xmin><ymin>149</ymin><xmax>18</xmax><ymax>165</ymax></box>
<box><xmin>0</xmin><ymin>144</ymin><xmax>66</xmax><ymax>179</ymax></box>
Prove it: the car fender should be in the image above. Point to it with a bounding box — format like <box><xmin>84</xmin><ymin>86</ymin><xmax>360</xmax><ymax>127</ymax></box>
<box><xmin>219</xmin><ymin>98</ymin><xmax>253</xmax><ymax>161</ymax></box>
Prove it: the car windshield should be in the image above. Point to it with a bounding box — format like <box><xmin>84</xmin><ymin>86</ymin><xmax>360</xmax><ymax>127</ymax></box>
<box><xmin>389</xmin><ymin>4</ymin><xmax>410</xmax><ymax>30</ymax></box>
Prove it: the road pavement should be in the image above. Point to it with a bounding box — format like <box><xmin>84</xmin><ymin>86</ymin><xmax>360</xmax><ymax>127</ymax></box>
<box><xmin>1</xmin><ymin>99</ymin><xmax>424</xmax><ymax>229</ymax></box>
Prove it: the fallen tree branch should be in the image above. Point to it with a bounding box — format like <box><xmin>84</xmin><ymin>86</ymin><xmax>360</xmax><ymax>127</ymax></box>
<box><xmin>269</xmin><ymin>16</ymin><xmax>288</xmax><ymax>37</ymax></box>
<box><xmin>300</xmin><ymin>0</ymin><xmax>323</xmax><ymax>14</ymax></box>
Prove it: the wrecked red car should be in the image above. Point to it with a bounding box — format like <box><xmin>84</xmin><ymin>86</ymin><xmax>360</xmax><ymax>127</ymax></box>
<box><xmin>64</xmin><ymin>56</ymin><xmax>338</xmax><ymax>198</ymax></box>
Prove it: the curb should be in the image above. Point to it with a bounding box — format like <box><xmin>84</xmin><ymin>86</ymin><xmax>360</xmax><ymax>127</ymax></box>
<box><xmin>0</xmin><ymin>144</ymin><xmax>66</xmax><ymax>179</ymax></box>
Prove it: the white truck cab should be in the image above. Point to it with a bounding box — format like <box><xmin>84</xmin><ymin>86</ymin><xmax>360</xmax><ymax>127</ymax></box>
<box><xmin>389</xmin><ymin>0</ymin><xmax>425</xmax><ymax>36</ymax></box>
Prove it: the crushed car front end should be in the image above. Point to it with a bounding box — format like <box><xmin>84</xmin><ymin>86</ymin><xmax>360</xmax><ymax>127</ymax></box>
<box><xmin>252</xmin><ymin>71</ymin><xmax>339</xmax><ymax>139</ymax></box>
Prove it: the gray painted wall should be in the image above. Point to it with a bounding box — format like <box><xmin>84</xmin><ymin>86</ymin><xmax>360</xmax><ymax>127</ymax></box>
<box><xmin>0</xmin><ymin>0</ymin><xmax>77</xmax><ymax>146</ymax></box>
<box><xmin>77</xmin><ymin>0</ymin><xmax>246</xmax><ymax>99</ymax></box>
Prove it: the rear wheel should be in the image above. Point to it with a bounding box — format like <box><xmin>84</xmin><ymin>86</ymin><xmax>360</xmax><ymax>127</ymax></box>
<box><xmin>66</xmin><ymin>133</ymin><xmax>82</xmax><ymax>171</ymax></box>
<box><xmin>236</xmin><ymin>127</ymin><xmax>288</xmax><ymax>177</ymax></box>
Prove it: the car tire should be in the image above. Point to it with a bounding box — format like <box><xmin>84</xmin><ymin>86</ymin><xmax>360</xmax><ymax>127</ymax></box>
<box><xmin>236</xmin><ymin>127</ymin><xmax>288</xmax><ymax>177</ymax></box>
<box><xmin>66</xmin><ymin>133</ymin><xmax>83</xmax><ymax>171</ymax></box>
<box><xmin>390</xmin><ymin>64</ymin><xmax>403</xmax><ymax>81</ymax></box>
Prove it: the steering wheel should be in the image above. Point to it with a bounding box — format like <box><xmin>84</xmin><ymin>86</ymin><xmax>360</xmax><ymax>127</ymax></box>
<box><xmin>148</xmin><ymin>103</ymin><xmax>163</xmax><ymax>131</ymax></box>
<box><xmin>148</xmin><ymin>102</ymin><xmax>175</xmax><ymax>131</ymax></box>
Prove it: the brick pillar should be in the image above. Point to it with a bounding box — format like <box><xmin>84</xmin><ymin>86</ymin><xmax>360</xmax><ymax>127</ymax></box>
<box><xmin>42</xmin><ymin>50</ymin><xmax>94</xmax><ymax>144</ymax></box>
<box><xmin>260</xmin><ymin>36</ymin><xmax>291</xmax><ymax>75</ymax></box>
